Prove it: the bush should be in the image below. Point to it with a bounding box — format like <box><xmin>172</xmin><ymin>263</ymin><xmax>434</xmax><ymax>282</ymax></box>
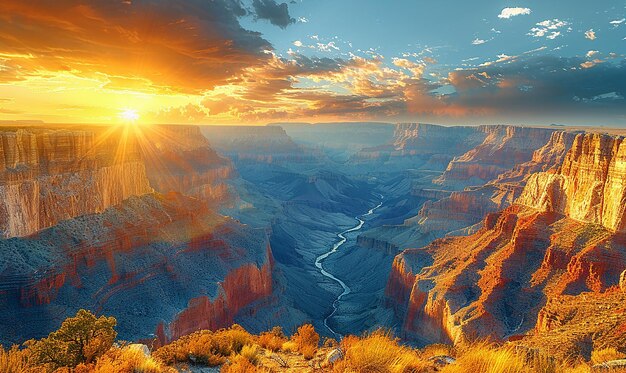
<box><xmin>291</xmin><ymin>324</ymin><xmax>319</xmax><ymax>356</ymax></box>
<box><xmin>153</xmin><ymin>324</ymin><xmax>255</xmax><ymax>367</ymax></box>
<box><xmin>439</xmin><ymin>343</ymin><xmax>527</xmax><ymax>373</ymax></box>
<box><xmin>92</xmin><ymin>345</ymin><xmax>175</xmax><ymax>373</ymax></box>
<box><xmin>258</xmin><ymin>327</ymin><xmax>286</xmax><ymax>352</ymax></box>
<box><xmin>280</xmin><ymin>341</ymin><xmax>298</xmax><ymax>353</ymax></box>
<box><xmin>300</xmin><ymin>344</ymin><xmax>317</xmax><ymax>360</ymax></box>
<box><xmin>0</xmin><ymin>344</ymin><xmax>32</xmax><ymax>373</ymax></box>
<box><xmin>221</xmin><ymin>355</ymin><xmax>258</xmax><ymax>373</ymax></box>
<box><xmin>334</xmin><ymin>329</ymin><xmax>428</xmax><ymax>373</ymax></box>
<box><xmin>239</xmin><ymin>345</ymin><xmax>260</xmax><ymax>365</ymax></box>
<box><xmin>28</xmin><ymin>309</ymin><xmax>116</xmax><ymax>370</ymax></box>
<box><xmin>591</xmin><ymin>347</ymin><xmax>626</xmax><ymax>364</ymax></box>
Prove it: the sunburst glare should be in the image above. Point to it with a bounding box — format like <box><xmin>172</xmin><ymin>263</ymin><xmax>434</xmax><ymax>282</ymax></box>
<box><xmin>119</xmin><ymin>108</ymin><xmax>140</xmax><ymax>123</ymax></box>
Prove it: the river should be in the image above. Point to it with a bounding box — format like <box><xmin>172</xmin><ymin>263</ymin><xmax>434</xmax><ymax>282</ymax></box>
<box><xmin>314</xmin><ymin>196</ymin><xmax>384</xmax><ymax>339</ymax></box>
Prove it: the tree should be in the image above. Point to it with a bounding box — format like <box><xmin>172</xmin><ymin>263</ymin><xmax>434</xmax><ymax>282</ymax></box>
<box><xmin>28</xmin><ymin>309</ymin><xmax>117</xmax><ymax>369</ymax></box>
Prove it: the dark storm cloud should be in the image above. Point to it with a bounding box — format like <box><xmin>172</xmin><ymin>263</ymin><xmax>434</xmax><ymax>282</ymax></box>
<box><xmin>447</xmin><ymin>56</ymin><xmax>626</xmax><ymax>116</ymax></box>
<box><xmin>252</xmin><ymin>0</ymin><xmax>295</xmax><ymax>28</ymax></box>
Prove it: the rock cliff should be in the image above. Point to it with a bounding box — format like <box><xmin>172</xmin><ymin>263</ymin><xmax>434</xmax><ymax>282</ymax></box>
<box><xmin>517</xmin><ymin>133</ymin><xmax>626</xmax><ymax>232</ymax></box>
<box><xmin>0</xmin><ymin>124</ymin><xmax>269</xmax><ymax>345</ymax></box>
<box><xmin>435</xmin><ymin>126</ymin><xmax>555</xmax><ymax>189</ymax></box>
<box><xmin>354</xmin><ymin>123</ymin><xmax>486</xmax><ymax>170</ymax></box>
<box><xmin>0</xmin><ymin>127</ymin><xmax>153</xmax><ymax>238</ymax></box>
<box><xmin>142</xmin><ymin>125</ymin><xmax>233</xmax><ymax>204</ymax></box>
<box><xmin>0</xmin><ymin>192</ymin><xmax>272</xmax><ymax>344</ymax></box>
<box><xmin>387</xmin><ymin>132</ymin><xmax>626</xmax><ymax>345</ymax></box>
<box><xmin>201</xmin><ymin>125</ymin><xmax>322</xmax><ymax>164</ymax></box>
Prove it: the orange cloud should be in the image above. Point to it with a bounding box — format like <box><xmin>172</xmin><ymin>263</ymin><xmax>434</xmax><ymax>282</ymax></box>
<box><xmin>0</xmin><ymin>1</ymin><xmax>271</xmax><ymax>94</ymax></box>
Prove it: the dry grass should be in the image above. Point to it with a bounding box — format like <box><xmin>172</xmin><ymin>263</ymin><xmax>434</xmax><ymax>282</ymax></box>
<box><xmin>221</xmin><ymin>354</ymin><xmax>259</xmax><ymax>373</ymax></box>
<box><xmin>280</xmin><ymin>340</ymin><xmax>298</xmax><ymax>353</ymax></box>
<box><xmin>439</xmin><ymin>343</ymin><xmax>527</xmax><ymax>373</ymax></box>
<box><xmin>420</xmin><ymin>343</ymin><xmax>454</xmax><ymax>359</ymax></box>
<box><xmin>153</xmin><ymin>324</ymin><xmax>255</xmax><ymax>366</ymax></box>
<box><xmin>591</xmin><ymin>347</ymin><xmax>626</xmax><ymax>365</ymax></box>
<box><xmin>0</xmin><ymin>345</ymin><xmax>32</xmax><ymax>373</ymax></box>
<box><xmin>239</xmin><ymin>344</ymin><xmax>261</xmax><ymax>365</ymax></box>
<box><xmin>333</xmin><ymin>329</ymin><xmax>430</xmax><ymax>373</ymax></box>
<box><xmin>290</xmin><ymin>324</ymin><xmax>319</xmax><ymax>358</ymax></box>
<box><xmin>258</xmin><ymin>327</ymin><xmax>287</xmax><ymax>352</ymax></box>
<box><xmin>91</xmin><ymin>346</ymin><xmax>175</xmax><ymax>373</ymax></box>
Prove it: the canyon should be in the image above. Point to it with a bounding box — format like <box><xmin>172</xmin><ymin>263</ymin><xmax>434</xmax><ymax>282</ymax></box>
<box><xmin>0</xmin><ymin>121</ymin><xmax>624</xmax><ymax>362</ymax></box>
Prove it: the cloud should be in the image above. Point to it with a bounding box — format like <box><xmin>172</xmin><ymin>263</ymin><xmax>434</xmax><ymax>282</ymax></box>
<box><xmin>528</xmin><ymin>19</ymin><xmax>570</xmax><ymax>39</ymax></box>
<box><xmin>585</xmin><ymin>29</ymin><xmax>597</xmax><ymax>40</ymax></box>
<box><xmin>0</xmin><ymin>0</ymin><xmax>272</xmax><ymax>94</ymax></box>
<box><xmin>447</xmin><ymin>56</ymin><xmax>626</xmax><ymax>118</ymax></box>
<box><xmin>580</xmin><ymin>59</ymin><xmax>603</xmax><ymax>69</ymax></box>
<box><xmin>498</xmin><ymin>7</ymin><xmax>531</xmax><ymax>19</ymax></box>
<box><xmin>252</xmin><ymin>0</ymin><xmax>295</xmax><ymax>28</ymax></box>
<box><xmin>472</xmin><ymin>38</ymin><xmax>487</xmax><ymax>45</ymax></box>
<box><xmin>298</xmin><ymin>17</ymin><xmax>309</xmax><ymax>23</ymax></box>
<box><xmin>610</xmin><ymin>18</ymin><xmax>625</xmax><ymax>27</ymax></box>
<box><xmin>293</xmin><ymin>40</ymin><xmax>303</xmax><ymax>47</ymax></box>
<box><xmin>392</xmin><ymin>58</ymin><xmax>425</xmax><ymax>76</ymax></box>
<box><xmin>316</xmin><ymin>42</ymin><xmax>339</xmax><ymax>52</ymax></box>
<box><xmin>586</xmin><ymin>50</ymin><xmax>599</xmax><ymax>58</ymax></box>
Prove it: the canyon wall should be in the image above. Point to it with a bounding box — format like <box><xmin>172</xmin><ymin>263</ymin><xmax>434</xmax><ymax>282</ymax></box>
<box><xmin>434</xmin><ymin>125</ymin><xmax>555</xmax><ymax>189</ymax></box>
<box><xmin>201</xmin><ymin>125</ymin><xmax>322</xmax><ymax>164</ymax></box>
<box><xmin>354</xmin><ymin>123</ymin><xmax>486</xmax><ymax>170</ymax></box>
<box><xmin>142</xmin><ymin>125</ymin><xmax>233</xmax><ymax>203</ymax></box>
<box><xmin>0</xmin><ymin>124</ymin><xmax>271</xmax><ymax>345</ymax></box>
<box><xmin>0</xmin><ymin>128</ymin><xmax>152</xmax><ymax>238</ymax></box>
<box><xmin>0</xmin><ymin>191</ymin><xmax>273</xmax><ymax>344</ymax></box>
<box><xmin>517</xmin><ymin>133</ymin><xmax>626</xmax><ymax>232</ymax></box>
<box><xmin>386</xmin><ymin>132</ymin><xmax>626</xmax><ymax>345</ymax></box>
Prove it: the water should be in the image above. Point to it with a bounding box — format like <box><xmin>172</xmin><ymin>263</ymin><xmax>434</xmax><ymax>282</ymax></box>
<box><xmin>314</xmin><ymin>196</ymin><xmax>384</xmax><ymax>339</ymax></box>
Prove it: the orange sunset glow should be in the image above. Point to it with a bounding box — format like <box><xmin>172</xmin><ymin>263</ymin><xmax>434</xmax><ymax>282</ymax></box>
<box><xmin>1</xmin><ymin>2</ymin><xmax>626</xmax><ymax>372</ymax></box>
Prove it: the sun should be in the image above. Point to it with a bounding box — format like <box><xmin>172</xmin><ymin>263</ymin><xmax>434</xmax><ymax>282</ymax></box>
<box><xmin>119</xmin><ymin>108</ymin><xmax>140</xmax><ymax>123</ymax></box>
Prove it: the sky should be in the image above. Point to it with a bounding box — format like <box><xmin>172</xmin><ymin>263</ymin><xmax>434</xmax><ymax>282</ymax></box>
<box><xmin>0</xmin><ymin>0</ymin><xmax>625</xmax><ymax>126</ymax></box>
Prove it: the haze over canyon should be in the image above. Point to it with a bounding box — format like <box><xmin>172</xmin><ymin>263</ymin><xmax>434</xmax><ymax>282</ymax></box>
<box><xmin>1</xmin><ymin>1</ymin><xmax>625</xmax><ymax>371</ymax></box>
<box><xmin>0</xmin><ymin>121</ymin><xmax>624</xmax><ymax>366</ymax></box>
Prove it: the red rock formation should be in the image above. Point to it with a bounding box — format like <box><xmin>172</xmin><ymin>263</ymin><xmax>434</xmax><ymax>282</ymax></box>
<box><xmin>388</xmin><ymin>133</ymin><xmax>626</xmax><ymax>345</ymax></box>
<box><xmin>435</xmin><ymin>126</ymin><xmax>555</xmax><ymax>188</ymax></box>
<box><xmin>158</xmin><ymin>252</ymin><xmax>273</xmax><ymax>344</ymax></box>
<box><xmin>0</xmin><ymin>127</ymin><xmax>152</xmax><ymax>238</ymax></box>
<box><xmin>517</xmin><ymin>133</ymin><xmax>626</xmax><ymax>232</ymax></box>
<box><xmin>521</xmin><ymin>291</ymin><xmax>626</xmax><ymax>360</ymax></box>
<box><xmin>496</xmin><ymin>130</ymin><xmax>580</xmax><ymax>184</ymax></box>
<box><xmin>389</xmin><ymin>206</ymin><xmax>626</xmax><ymax>344</ymax></box>
<box><xmin>141</xmin><ymin>125</ymin><xmax>233</xmax><ymax>204</ymax></box>
<box><xmin>353</xmin><ymin>123</ymin><xmax>485</xmax><ymax>168</ymax></box>
<box><xmin>386</xmin><ymin>256</ymin><xmax>417</xmax><ymax>306</ymax></box>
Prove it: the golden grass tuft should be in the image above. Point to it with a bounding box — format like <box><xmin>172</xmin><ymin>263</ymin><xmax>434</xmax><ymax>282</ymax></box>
<box><xmin>153</xmin><ymin>324</ymin><xmax>255</xmax><ymax>366</ymax></box>
<box><xmin>280</xmin><ymin>340</ymin><xmax>298</xmax><ymax>353</ymax></box>
<box><xmin>420</xmin><ymin>343</ymin><xmax>454</xmax><ymax>359</ymax></box>
<box><xmin>290</xmin><ymin>324</ymin><xmax>319</xmax><ymax>357</ymax></box>
<box><xmin>334</xmin><ymin>329</ymin><xmax>429</xmax><ymax>373</ymax></box>
<box><xmin>439</xmin><ymin>342</ymin><xmax>527</xmax><ymax>373</ymax></box>
<box><xmin>239</xmin><ymin>344</ymin><xmax>261</xmax><ymax>365</ymax></box>
<box><xmin>221</xmin><ymin>354</ymin><xmax>259</xmax><ymax>373</ymax></box>
<box><xmin>0</xmin><ymin>345</ymin><xmax>32</xmax><ymax>373</ymax></box>
<box><xmin>591</xmin><ymin>347</ymin><xmax>626</xmax><ymax>365</ymax></box>
<box><xmin>92</xmin><ymin>346</ymin><xmax>175</xmax><ymax>373</ymax></box>
<box><xmin>258</xmin><ymin>327</ymin><xmax>287</xmax><ymax>352</ymax></box>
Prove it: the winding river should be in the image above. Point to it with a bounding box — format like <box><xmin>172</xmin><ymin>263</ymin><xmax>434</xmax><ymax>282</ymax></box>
<box><xmin>314</xmin><ymin>196</ymin><xmax>384</xmax><ymax>339</ymax></box>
